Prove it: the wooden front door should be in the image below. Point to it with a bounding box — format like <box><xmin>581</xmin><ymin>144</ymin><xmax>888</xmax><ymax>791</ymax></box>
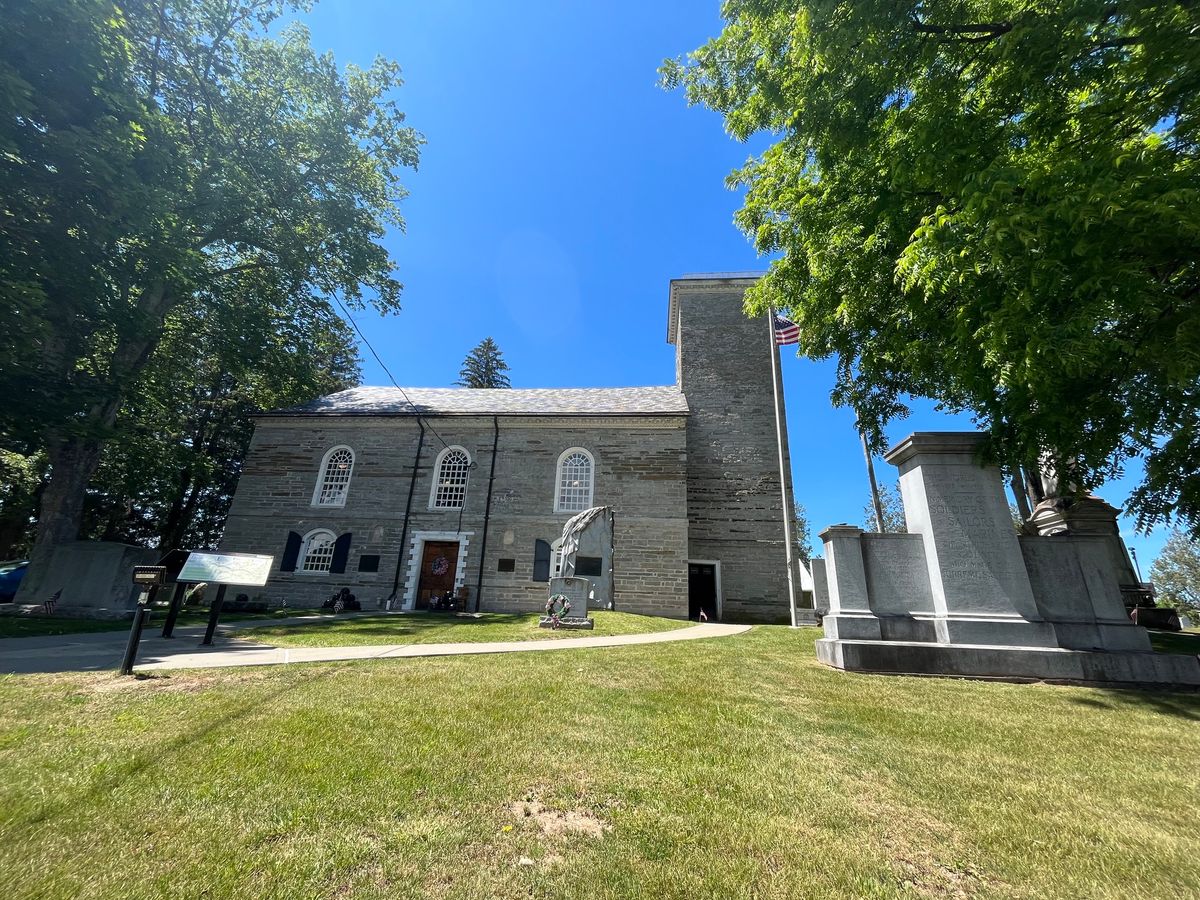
<box><xmin>417</xmin><ymin>540</ymin><xmax>459</xmax><ymax>609</ymax></box>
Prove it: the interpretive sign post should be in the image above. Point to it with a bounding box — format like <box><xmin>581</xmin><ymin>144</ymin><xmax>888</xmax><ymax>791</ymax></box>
<box><xmin>176</xmin><ymin>552</ymin><xmax>273</xmax><ymax>647</ymax></box>
<box><xmin>160</xmin><ymin>582</ymin><xmax>187</xmax><ymax>639</ymax></box>
<box><xmin>201</xmin><ymin>585</ymin><xmax>228</xmax><ymax>647</ymax></box>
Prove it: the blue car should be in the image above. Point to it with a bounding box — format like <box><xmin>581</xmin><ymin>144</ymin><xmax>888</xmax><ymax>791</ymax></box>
<box><xmin>0</xmin><ymin>559</ymin><xmax>28</xmax><ymax>602</ymax></box>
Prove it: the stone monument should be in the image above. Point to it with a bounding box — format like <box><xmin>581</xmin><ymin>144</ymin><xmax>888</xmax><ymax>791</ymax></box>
<box><xmin>14</xmin><ymin>541</ymin><xmax>158</xmax><ymax>617</ymax></box>
<box><xmin>815</xmin><ymin>432</ymin><xmax>1200</xmax><ymax>687</ymax></box>
<box><xmin>540</xmin><ymin>575</ymin><xmax>594</xmax><ymax>629</ymax></box>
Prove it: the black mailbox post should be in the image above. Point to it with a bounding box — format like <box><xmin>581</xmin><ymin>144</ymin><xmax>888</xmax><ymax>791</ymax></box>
<box><xmin>119</xmin><ymin>567</ymin><xmax>167</xmax><ymax>675</ymax></box>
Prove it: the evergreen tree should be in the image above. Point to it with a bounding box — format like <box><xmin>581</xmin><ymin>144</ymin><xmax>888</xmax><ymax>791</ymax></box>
<box><xmin>456</xmin><ymin>337</ymin><xmax>511</xmax><ymax>388</ymax></box>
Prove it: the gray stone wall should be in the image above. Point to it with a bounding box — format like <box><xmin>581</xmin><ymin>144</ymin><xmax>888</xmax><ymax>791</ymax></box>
<box><xmin>672</xmin><ymin>278</ymin><xmax>793</xmax><ymax>622</ymax></box>
<box><xmin>220</xmin><ymin>415</ymin><xmax>690</xmax><ymax>617</ymax></box>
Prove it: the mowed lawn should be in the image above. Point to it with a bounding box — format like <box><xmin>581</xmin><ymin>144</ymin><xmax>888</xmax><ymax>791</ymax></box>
<box><xmin>1</xmin><ymin>628</ymin><xmax>1198</xmax><ymax>899</ymax></box>
<box><xmin>237</xmin><ymin>610</ymin><xmax>684</xmax><ymax>648</ymax></box>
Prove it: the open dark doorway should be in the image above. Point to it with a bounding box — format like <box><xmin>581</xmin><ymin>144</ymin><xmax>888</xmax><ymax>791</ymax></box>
<box><xmin>688</xmin><ymin>562</ymin><xmax>718</xmax><ymax>621</ymax></box>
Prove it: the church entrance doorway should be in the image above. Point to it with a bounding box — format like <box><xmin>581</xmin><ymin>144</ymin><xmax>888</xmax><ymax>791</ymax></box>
<box><xmin>688</xmin><ymin>561</ymin><xmax>720</xmax><ymax>621</ymax></box>
<box><xmin>417</xmin><ymin>540</ymin><xmax>459</xmax><ymax>609</ymax></box>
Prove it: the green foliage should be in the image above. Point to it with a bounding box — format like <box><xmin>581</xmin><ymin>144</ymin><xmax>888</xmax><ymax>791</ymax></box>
<box><xmin>0</xmin><ymin>0</ymin><xmax>420</xmax><ymax>550</ymax></box>
<box><xmin>84</xmin><ymin>278</ymin><xmax>360</xmax><ymax>549</ymax></box>
<box><xmin>793</xmin><ymin>500</ymin><xmax>813</xmax><ymax>560</ymax></box>
<box><xmin>0</xmin><ymin>451</ymin><xmax>46</xmax><ymax>558</ymax></box>
<box><xmin>863</xmin><ymin>481</ymin><xmax>907</xmax><ymax>533</ymax></box>
<box><xmin>666</xmin><ymin>1</ymin><xmax>1200</xmax><ymax>533</ymax></box>
<box><xmin>1150</xmin><ymin>531</ymin><xmax>1200</xmax><ymax>622</ymax></box>
<box><xmin>456</xmin><ymin>336</ymin><xmax>511</xmax><ymax>389</ymax></box>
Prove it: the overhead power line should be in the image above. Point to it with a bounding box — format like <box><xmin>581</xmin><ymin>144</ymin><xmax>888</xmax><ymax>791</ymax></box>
<box><xmin>331</xmin><ymin>295</ymin><xmax>458</xmax><ymax>457</ymax></box>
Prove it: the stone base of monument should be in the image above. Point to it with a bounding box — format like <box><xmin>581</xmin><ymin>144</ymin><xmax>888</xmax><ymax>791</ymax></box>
<box><xmin>538</xmin><ymin>615</ymin><xmax>594</xmax><ymax>630</ymax></box>
<box><xmin>815</xmin><ymin>637</ymin><xmax>1200</xmax><ymax>687</ymax></box>
<box><xmin>813</xmin><ymin>432</ymin><xmax>1200</xmax><ymax>689</ymax></box>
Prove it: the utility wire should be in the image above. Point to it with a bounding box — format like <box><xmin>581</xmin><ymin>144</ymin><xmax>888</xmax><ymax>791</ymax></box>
<box><xmin>331</xmin><ymin>294</ymin><xmax>458</xmax><ymax>456</ymax></box>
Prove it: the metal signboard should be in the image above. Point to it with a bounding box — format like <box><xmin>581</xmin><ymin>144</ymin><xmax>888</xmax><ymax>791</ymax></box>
<box><xmin>177</xmin><ymin>552</ymin><xmax>273</xmax><ymax>586</ymax></box>
<box><xmin>132</xmin><ymin>566</ymin><xmax>167</xmax><ymax>587</ymax></box>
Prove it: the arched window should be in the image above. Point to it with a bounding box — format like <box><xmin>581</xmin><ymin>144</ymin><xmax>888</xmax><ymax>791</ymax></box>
<box><xmin>430</xmin><ymin>446</ymin><xmax>471</xmax><ymax>509</ymax></box>
<box><xmin>555</xmin><ymin>448</ymin><xmax>594</xmax><ymax>513</ymax></box>
<box><xmin>299</xmin><ymin>529</ymin><xmax>337</xmax><ymax>573</ymax></box>
<box><xmin>313</xmin><ymin>446</ymin><xmax>354</xmax><ymax>507</ymax></box>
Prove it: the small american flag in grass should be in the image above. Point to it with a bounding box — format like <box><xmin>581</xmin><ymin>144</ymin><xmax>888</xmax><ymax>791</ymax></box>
<box><xmin>773</xmin><ymin>313</ymin><xmax>800</xmax><ymax>345</ymax></box>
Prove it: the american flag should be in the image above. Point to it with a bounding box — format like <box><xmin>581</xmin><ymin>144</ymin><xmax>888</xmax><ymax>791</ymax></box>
<box><xmin>773</xmin><ymin>313</ymin><xmax>800</xmax><ymax>346</ymax></box>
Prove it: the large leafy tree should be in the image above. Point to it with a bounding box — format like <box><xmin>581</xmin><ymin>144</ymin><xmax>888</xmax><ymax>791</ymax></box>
<box><xmin>665</xmin><ymin>2</ymin><xmax>1200</xmax><ymax>532</ymax></box>
<box><xmin>0</xmin><ymin>0</ymin><xmax>421</xmax><ymax>569</ymax></box>
<box><xmin>84</xmin><ymin>277</ymin><xmax>360</xmax><ymax>551</ymax></box>
<box><xmin>1149</xmin><ymin>531</ymin><xmax>1200</xmax><ymax>623</ymax></box>
<box><xmin>456</xmin><ymin>337</ymin><xmax>512</xmax><ymax>388</ymax></box>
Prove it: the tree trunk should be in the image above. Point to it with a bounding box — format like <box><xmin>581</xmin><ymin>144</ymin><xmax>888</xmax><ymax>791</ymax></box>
<box><xmin>27</xmin><ymin>282</ymin><xmax>174</xmax><ymax>571</ymax></box>
<box><xmin>27</xmin><ymin>433</ymin><xmax>108</xmax><ymax>572</ymax></box>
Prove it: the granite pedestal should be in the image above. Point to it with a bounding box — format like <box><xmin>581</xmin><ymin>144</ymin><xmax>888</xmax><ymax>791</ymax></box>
<box><xmin>815</xmin><ymin>432</ymin><xmax>1200</xmax><ymax>687</ymax></box>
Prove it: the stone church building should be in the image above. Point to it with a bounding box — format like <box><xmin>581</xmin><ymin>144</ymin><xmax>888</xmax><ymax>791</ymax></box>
<box><xmin>220</xmin><ymin>274</ymin><xmax>799</xmax><ymax>622</ymax></box>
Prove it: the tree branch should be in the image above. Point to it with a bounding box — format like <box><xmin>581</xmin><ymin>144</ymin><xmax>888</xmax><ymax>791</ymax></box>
<box><xmin>912</xmin><ymin>19</ymin><xmax>1013</xmax><ymax>43</ymax></box>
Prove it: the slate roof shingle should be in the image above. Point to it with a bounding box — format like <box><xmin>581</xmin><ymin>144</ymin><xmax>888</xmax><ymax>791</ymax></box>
<box><xmin>264</xmin><ymin>386</ymin><xmax>690</xmax><ymax>417</ymax></box>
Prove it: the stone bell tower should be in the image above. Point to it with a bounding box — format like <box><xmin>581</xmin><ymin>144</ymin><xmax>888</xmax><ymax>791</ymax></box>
<box><xmin>667</xmin><ymin>273</ymin><xmax>799</xmax><ymax>623</ymax></box>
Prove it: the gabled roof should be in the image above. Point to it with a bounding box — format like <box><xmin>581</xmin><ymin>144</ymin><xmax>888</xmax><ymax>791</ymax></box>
<box><xmin>264</xmin><ymin>386</ymin><xmax>690</xmax><ymax>418</ymax></box>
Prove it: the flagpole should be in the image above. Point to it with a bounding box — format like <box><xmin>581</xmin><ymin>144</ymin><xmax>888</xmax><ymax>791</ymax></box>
<box><xmin>768</xmin><ymin>307</ymin><xmax>799</xmax><ymax>628</ymax></box>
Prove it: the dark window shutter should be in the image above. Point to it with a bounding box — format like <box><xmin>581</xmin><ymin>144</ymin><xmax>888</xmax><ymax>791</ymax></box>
<box><xmin>532</xmin><ymin>539</ymin><xmax>551</xmax><ymax>582</ymax></box>
<box><xmin>280</xmin><ymin>532</ymin><xmax>302</xmax><ymax>572</ymax></box>
<box><xmin>330</xmin><ymin>532</ymin><xmax>352</xmax><ymax>574</ymax></box>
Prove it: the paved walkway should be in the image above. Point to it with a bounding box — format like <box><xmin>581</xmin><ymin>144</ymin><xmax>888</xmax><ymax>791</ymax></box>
<box><xmin>0</xmin><ymin>617</ymin><xmax>750</xmax><ymax>674</ymax></box>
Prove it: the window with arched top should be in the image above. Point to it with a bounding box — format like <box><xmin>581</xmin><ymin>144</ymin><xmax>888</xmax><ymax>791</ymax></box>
<box><xmin>312</xmin><ymin>446</ymin><xmax>354</xmax><ymax>507</ymax></box>
<box><xmin>299</xmin><ymin>529</ymin><xmax>337</xmax><ymax>573</ymax></box>
<box><xmin>555</xmin><ymin>448</ymin><xmax>594</xmax><ymax>513</ymax></box>
<box><xmin>430</xmin><ymin>446</ymin><xmax>471</xmax><ymax>509</ymax></box>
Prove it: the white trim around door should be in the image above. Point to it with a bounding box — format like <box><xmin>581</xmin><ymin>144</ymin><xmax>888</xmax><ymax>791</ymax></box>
<box><xmin>402</xmin><ymin>531</ymin><xmax>474</xmax><ymax>610</ymax></box>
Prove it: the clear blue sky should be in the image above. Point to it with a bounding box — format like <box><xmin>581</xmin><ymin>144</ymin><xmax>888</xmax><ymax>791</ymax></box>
<box><xmin>300</xmin><ymin>0</ymin><xmax>1165</xmax><ymax>571</ymax></box>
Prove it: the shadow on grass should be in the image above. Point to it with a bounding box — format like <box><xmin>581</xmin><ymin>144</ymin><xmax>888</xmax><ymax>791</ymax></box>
<box><xmin>1068</xmin><ymin>687</ymin><xmax>1200</xmax><ymax>721</ymax></box>
<box><xmin>12</xmin><ymin>664</ymin><xmax>345</xmax><ymax>830</ymax></box>
<box><xmin>1148</xmin><ymin>629</ymin><xmax>1200</xmax><ymax>657</ymax></box>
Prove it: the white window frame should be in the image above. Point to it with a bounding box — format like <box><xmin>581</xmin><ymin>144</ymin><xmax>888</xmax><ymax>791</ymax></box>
<box><xmin>298</xmin><ymin>529</ymin><xmax>338</xmax><ymax>575</ymax></box>
<box><xmin>311</xmin><ymin>445</ymin><xmax>355</xmax><ymax>508</ymax></box>
<box><xmin>550</xmin><ymin>537</ymin><xmax>564</xmax><ymax>578</ymax></box>
<box><xmin>429</xmin><ymin>446</ymin><xmax>472</xmax><ymax>510</ymax></box>
<box><xmin>554</xmin><ymin>447</ymin><xmax>595</xmax><ymax>514</ymax></box>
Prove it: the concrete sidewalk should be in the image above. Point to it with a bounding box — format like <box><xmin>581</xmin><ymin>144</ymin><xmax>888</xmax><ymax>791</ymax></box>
<box><xmin>0</xmin><ymin>618</ymin><xmax>750</xmax><ymax>674</ymax></box>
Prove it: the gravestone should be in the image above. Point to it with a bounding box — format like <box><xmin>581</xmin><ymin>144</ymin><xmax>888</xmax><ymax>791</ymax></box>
<box><xmin>540</xmin><ymin>576</ymin><xmax>594</xmax><ymax>629</ymax></box>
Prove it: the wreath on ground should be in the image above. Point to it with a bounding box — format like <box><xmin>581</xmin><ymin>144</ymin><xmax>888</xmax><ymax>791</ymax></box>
<box><xmin>544</xmin><ymin>594</ymin><xmax>572</xmax><ymax>628</ymax></box>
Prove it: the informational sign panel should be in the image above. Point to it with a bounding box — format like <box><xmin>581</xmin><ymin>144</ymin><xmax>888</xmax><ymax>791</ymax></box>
<box><xmin>177</xmin><ymin>552</ymin><xmax>273</xmax><ymax>586</ymax></box>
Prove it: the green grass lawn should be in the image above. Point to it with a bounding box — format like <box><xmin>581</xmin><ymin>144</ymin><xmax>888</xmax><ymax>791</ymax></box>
<box><xmin>236</xmin><ymin>610</ymin><xmax>684</xmax><ymax>648</ymax></box>
<box><xmin>2</xmin><ymin>628</ymin><xmax>1198</xmax><ymax>898</ymax></box>
<box><xmin>0</xmin><ymin>614</ymin><xmax>130</xmax><ymax>638</ymax></box>
<box><xmin>0</xmin><ymin>607</ymin><xmax>296</xmax><ymax>639</ymax></box>
<box><xmin>1148</xmin><ymin>628</ymin><xmax>1200</xmax><ymax>656</ymax></box>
